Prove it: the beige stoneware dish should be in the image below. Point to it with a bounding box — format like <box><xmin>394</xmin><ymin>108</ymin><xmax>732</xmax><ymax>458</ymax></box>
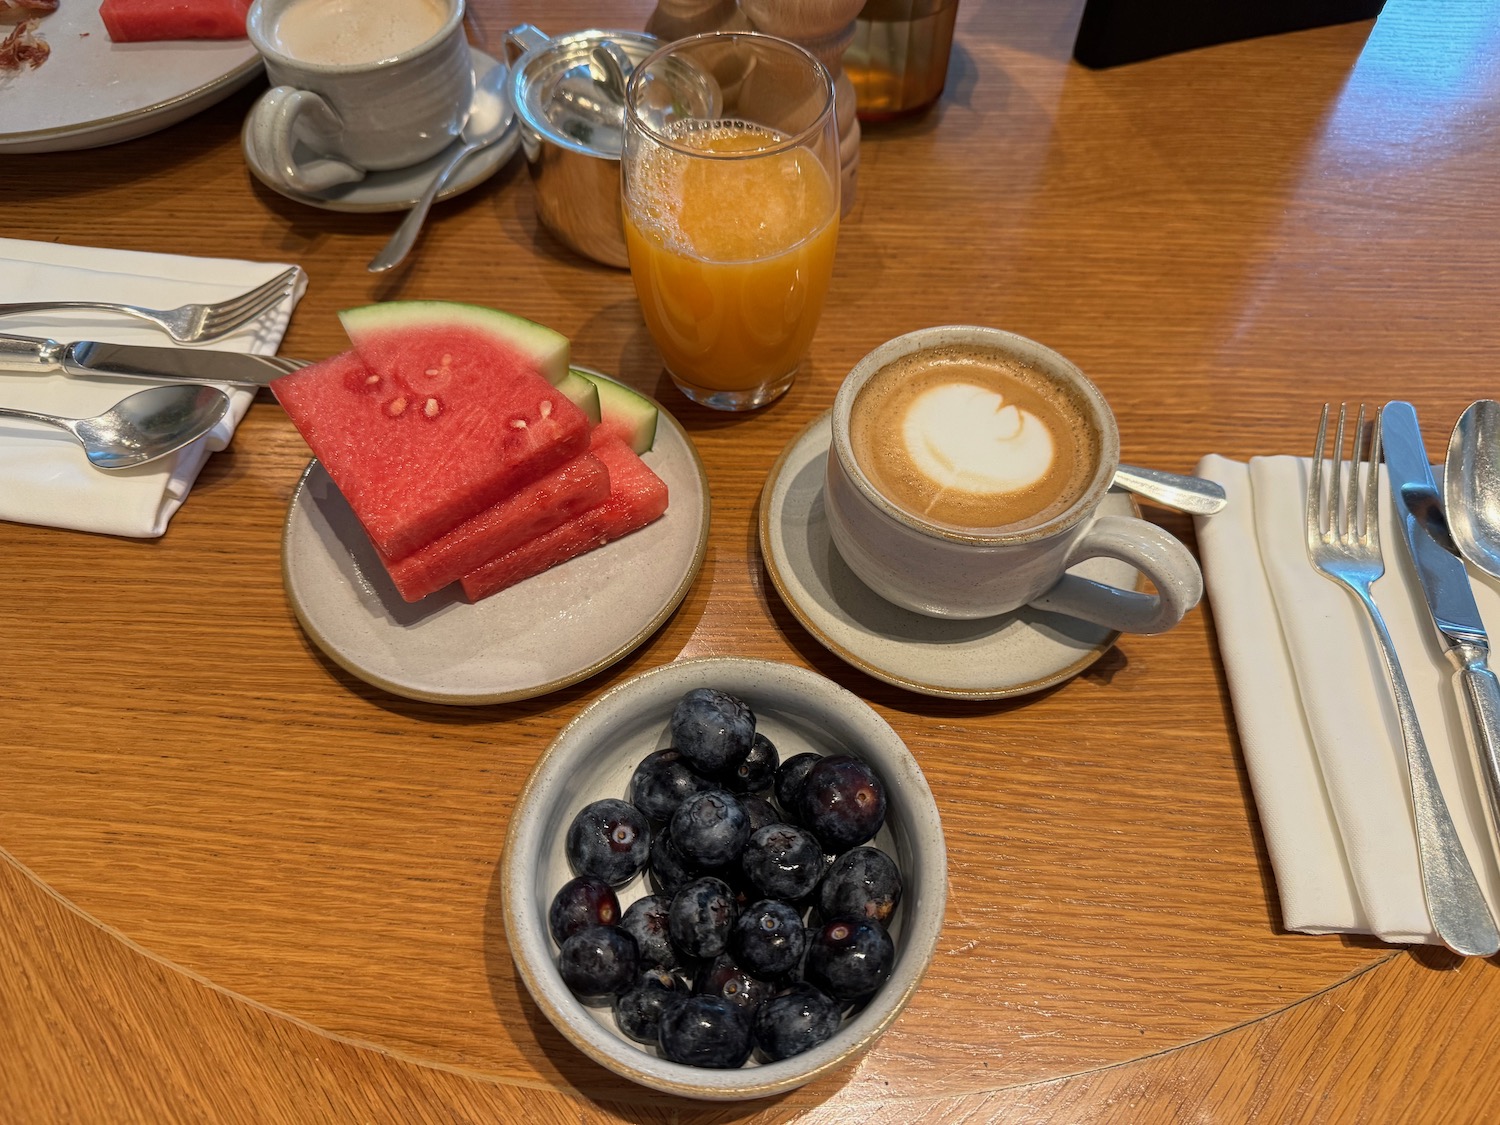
<box><xmin>501</xmin><ymin>656</ymin><xmax>947</xmax><ymax>1100</ymax></box>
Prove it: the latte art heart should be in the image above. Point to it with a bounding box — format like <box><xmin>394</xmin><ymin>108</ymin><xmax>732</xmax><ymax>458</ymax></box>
<box><xmin>902</xmin><ymin>383</ymin><xmax>1054</xmax><ymax>497</ymax></box>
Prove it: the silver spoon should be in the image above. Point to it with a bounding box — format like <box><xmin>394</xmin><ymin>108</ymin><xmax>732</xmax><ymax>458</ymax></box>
<box><xmin>368</xmin><ymin>63</ymin><xmax>518</xmax><ymax>274</ymax></box>
<box><xmin>1445</xmin><ymin>400</ymin><xmax>1500</xmax><ymax>579</ymax></box>
<box><xmin>0</xmin><ymin>383</ymin><xmax>229</xmax><ymax>470</ymax></box>
<box><xmin>1113</xmin><ymin>462</ymin><xmax>1227</xmax><ymax>514</ymax></box>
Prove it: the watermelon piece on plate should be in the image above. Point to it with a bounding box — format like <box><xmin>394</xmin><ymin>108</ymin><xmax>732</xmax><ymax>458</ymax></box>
<box><xmin>341</xmin><ymin>301</ymin><xmax>571</xmax><ymax>388</ymax></box>
<box><xmin>380</xmin><ymin>451</ymin><xmax>612</xmax><ymax>603</ymax></box>
<box><xmin>460</xmin><ymin>433</ymin><xmax>669</xmax><ymax>602</ymax></box>
<box><xmin>100</xmin><ymin>0</ymin><xmax>251</xmax><ymax>41</ymax></box>
<box><xmin>574</xmin><ymin>369</ymin><xmax>658</xmax><ymax>453</ymax></box>
<box><xmin>272</xmin><ymin>338</ymin><xmax>588</xmax><ymax>561</ymax></box>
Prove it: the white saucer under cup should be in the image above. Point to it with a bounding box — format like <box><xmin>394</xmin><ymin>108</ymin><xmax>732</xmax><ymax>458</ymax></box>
<box><xmin>759</xmin><ymin>412</ymin><xmax>1143</xmax><ymax>700</ymax></box>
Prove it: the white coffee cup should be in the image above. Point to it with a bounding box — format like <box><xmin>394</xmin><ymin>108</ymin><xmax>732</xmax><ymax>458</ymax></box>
<box><xmin>244</xmin><ymin>0</ymin><xmax>474</xmax><ymax>194</ymax></box>
<box><xmin>824</xmin><ymin>326</ymin><xmax>1203</xmax><ymax>631</ymax></box>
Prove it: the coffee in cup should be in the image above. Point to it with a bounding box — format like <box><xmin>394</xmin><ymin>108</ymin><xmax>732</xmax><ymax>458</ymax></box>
<box><xmin>244</xmin><ymin>0</ymin><xmax>474</xmax><ymax>194</ymax></box>
<box><xmin>847</xmin><ymin>342</ymin><xmax>1102</xmax><ymax>533</ymax></box>
<box><xmin>825</xmin><ymin>326</ymin><xmax>1202</xmax><ymax>630</ymax></box>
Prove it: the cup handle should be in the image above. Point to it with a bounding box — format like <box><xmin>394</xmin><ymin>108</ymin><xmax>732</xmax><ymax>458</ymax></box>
<box><xmin>245</xmin><ymin>86</ymin><xmax>367</xmax><ymax>194</ymax></box>
<box><xmin>1027</xmin><ymin>515</ymin><xmax>1203</xmax><ymax>634</ymax></box>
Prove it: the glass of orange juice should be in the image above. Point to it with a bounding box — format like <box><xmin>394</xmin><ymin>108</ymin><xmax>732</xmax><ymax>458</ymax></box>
<box><xmin>621</xmin><ymin>32</ymin><xmax>841</xmax><ymax>411</ymax></box>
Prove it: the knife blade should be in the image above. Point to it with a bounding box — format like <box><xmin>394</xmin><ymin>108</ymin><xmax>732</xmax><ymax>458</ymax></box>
<box><xmin>1381</xmin><ymin>400</ymin><xmax>1500</xmax><ymax>870</ymax></box>
<box><xmin>0</xmin><ymin>333</ymin><xmax>305</xmax><ymax>388</ymax></box>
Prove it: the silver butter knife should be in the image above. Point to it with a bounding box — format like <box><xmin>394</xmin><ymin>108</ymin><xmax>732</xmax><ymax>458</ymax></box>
<box><xmin>0</xmin><ymin>333</ymin><xmax>304</xmax><ymax>388</ymax></box>
<box><xmin>1382</xmin><ymin>400</ymin><xmax>1500</xmax><ymax>873</ymax></box>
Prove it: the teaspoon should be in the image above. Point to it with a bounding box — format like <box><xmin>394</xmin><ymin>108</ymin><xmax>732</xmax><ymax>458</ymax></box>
<box><xmin>1445</xmin><ymin>400</ymin><xmax>1500</xmax><ymax>579</ymax></box>
<box><xmin>0</xmin><ymin>383</ymin><xmax>229</xmax><ymax>470</ymax></box>
<box><xmin>369</xmin><ymin>63</ymin><xmax>518</xmax><ymax>274</ymax></box>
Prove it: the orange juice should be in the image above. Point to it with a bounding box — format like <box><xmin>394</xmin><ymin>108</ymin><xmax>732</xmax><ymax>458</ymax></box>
<box><xmin>624</xmin><ymin>120</ymin><xmax>839</xmax><ymax>398</ymax></box>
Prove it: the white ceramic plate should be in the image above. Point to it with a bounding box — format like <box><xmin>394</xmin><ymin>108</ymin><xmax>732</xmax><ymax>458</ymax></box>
<box><xmin>760</xmin><ymin>411</ymin><xmax>1137</xmax><ymax>699</ymax></box>
<box><xmin>502</xmin><ymin>657</ymin><xmax>947</xmax><ymax>1100</ymax></box>
<box><xmin>240</xmin><ymin>48</ymin><xmax>520</xmax><ymax>213</ymax></box>
<box><xmin>281</xmin><ymin>373</ymin><xmax>710</xmax><ymax>705</ymax></box>
<box><xmin>0</xmin><ymin>7</ymin><xmax>262</xmax><ymax>153</ymax></box>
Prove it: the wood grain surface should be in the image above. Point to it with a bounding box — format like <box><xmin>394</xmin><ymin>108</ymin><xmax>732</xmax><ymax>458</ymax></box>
<box><xmin>4</xmin><ymin>0</ymin><xmax>1500</xmax><ymax>1121</ymax></box>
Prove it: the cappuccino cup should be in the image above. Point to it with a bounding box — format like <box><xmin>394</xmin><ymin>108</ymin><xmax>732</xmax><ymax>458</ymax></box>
<box><xmin>244</xmin><ymin>0</ymin><xmax>474</xmax><ymax>194</ymax></box>
<box><xmin>824</xmin><ymin>326</ymin><xmax>1203</xmax><ymax>630</ymax></box>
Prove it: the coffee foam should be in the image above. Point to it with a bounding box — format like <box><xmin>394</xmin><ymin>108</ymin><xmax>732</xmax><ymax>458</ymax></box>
<box><xmin>849</xmin><ymin>344</ymin><xmax>1100</xmax><ymax>531</ymax></box>
<box><xmin>272</xmin><ymin>0</ymin><xmax>447</xmax><ymax>67</ymax></box>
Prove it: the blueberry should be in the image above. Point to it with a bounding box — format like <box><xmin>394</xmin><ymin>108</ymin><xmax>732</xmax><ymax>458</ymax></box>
<box><xmin>694</xmin><ymin>953</ymin><xmax>775</xmax><ymax>1015</ymax></box>
<box><xmin>566</xmin><ymin>798</ymin><xmax>651</xmax><ymax>886</ymax></box>
<box><xmin>817</xmin><ymin>846</ymin><xmax>903</xmax><ymax>925</ymax></box>
<box><xmin>740</xmin><ymin>794</ymin><xmax>781</xmax><ymax>835</ymax></box>
<box><xmin>658</xmin><ymin>995</ymin><xmax>754</xmax><ymax>1068</ymax></box>
<box><xmin>558</xmin><ymin>925</ymin><xmax>640</xmax><ymax>1004</ymax></box>
<box><xmin>731</xmin><ymin>899</ymin><xmax>807</xmax><ymax>978</ymax></box>
<box><xmin>618</xmin><ymin>893</ymin><xmax>683</xmax><ymax>970</ymax></box>
<box><xmin>741</xmin><ymin>822</ymin><xmax>826</xmax><ymax>902</ymax></box>
<box><xmin>670</xmin><ymin>688</ymin><xmax>755</xmax><ymax>774</ymax></box>
<box><xmin>612</xmin><ymin>966</ymin><xmax>683</xmax><ymax>1044</ymax></box>
<box><xmin>805</xmin><ymin>918</ymin><xmax>894</xmax><ymax>1002</ymax></box>
<box><xmin>670</xmin><ymin>789</ymin><xmax>750</xmax><ymax>869</ymax></box>
<box><xmin>719</xmin><ymin>732</ymin><xmax>779</xmax><ymax>795</ymax></box>
<box><xmin>774</xmin><ymin>752</ymin><xmax>822</xmax><ymax>816</ymax></box>
<box><xmin>797</xmin><ymin>756</ymin><xmax>887</xmax><ymax>852</ymax></box>
<box><xmin>629</xmin><ymin>748</ymin><xmax>716</xmax><ymax>823</ymax></box>
<box><xmin>648</xmin><ymin>826</ymin><xmax>697</xmax><ymax>898</ymax></box>
<box><xmin>548</xmin><ymin>876</ymin><xmax>620</xmax><ymax>945</ymax></box>
<box><xmin>753</xmin><ymin>983</ymin><xmax>843</xmax><ymax>1061</ymax></box>
<box><xmin>668</xmin><ymin>876</ymin><xmax>738</xmax><ymax>960</ymax></box>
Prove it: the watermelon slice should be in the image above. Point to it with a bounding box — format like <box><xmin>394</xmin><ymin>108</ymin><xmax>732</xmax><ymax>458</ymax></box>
<box><xmin>272</xmin><ymin>336</ymin><xmax>588</xmax><ymax>561</ymax></box>
<box><xmin>100</xmin><ymin>0</ymin><xmax>251</xmax><ymax>41</ymax></box>
<box><xmin>380</xmin><ymin>451</ymin><xmax>611</xmax><ymax>603</ymax></box>
<box><xmin>341</xmin><ymin>302</ymin><xmax>571</xmax><ymax>388</ymax></box>
<box><xmin>574</xmin><ymin>369</ymin><xmax>658</xmax><ymax>453</ymax></box>
<box><xmin>460</xmin><ymin>433</ymin><xmax>669</xmax><ymax>602</ymax></box>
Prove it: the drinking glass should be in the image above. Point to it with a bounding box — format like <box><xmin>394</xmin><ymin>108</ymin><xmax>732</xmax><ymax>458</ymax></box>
<box><xmin>621</xmin><ymin>32</ymin><xmax>841</xmax><ymax>411</ymax></box>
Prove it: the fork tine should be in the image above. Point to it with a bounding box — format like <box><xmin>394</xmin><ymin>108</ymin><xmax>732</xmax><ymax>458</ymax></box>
<box><xmin>1331</xmin><ymin>403</ymin><xmax>1347</xmax><ymax>538</ymax></box>
<box><xmin>1307</xmin><ymin>402</ymin><xmax>1330</xmax><ymax>545</ymax></box>
<box><xmin>1364</xmin><ymin>409</ymin><xmax>1382</xmax><ymax>545</ymax></box>
<box><xmin>1343</xmin><ymin>403</ymin><xmax>1363</xmax><ymax>539</ymax></box>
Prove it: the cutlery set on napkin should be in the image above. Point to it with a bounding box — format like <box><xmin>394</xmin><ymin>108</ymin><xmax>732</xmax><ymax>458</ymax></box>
<box><xmin>0</xmin><ymin>237</ymin><xmax>304</xmax><ymax>537</ymax></box>
<box><xmin>1197</xmin><ymin>403</ymin><xmax>1500</xmax><ymax>954</ymax></box>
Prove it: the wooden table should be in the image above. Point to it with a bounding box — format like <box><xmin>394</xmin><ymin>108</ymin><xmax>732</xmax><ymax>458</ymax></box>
<box><xmin>5</xmin><ymin>1</ymin><xmax>1500</xmax><ymax>1120</ymax></box>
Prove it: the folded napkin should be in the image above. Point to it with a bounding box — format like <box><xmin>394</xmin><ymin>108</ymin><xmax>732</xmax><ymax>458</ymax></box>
<box><xmin>1196</xmin><ymin>455</ymin><xmax>1500</xmax><ymax>945</ymax></box>
<box><xmin>0</xmin><ymin>238</ymin><xmax>305</xmax><ymax>538</ymax></box>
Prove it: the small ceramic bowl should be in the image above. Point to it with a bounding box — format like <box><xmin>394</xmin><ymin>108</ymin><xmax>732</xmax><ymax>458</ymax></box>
<box><xmin>502</xmin><ymin>656</ymin><xmax>947</xmax><ymax>1100</ymax></box>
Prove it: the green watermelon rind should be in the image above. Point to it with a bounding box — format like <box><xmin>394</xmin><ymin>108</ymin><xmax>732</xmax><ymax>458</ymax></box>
<box><xmin>573</xmin><ymin>369</ymin><xmax>658</xmax><ymax>454</ymax></box>
<box><xmin>556</xmin><ymin>370</ymin><xmax>601</xmax><ymax>425</ymax></box>
<box><xmin>338</xmin><ymin>301</ymin><xmax>570</xmax><ymax>385</ymax></box>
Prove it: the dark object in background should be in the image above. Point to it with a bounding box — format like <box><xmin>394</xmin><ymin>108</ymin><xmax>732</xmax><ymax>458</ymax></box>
<box><xmin>1073</xmin><ymin>0</ymin><xmax>1388</xmax><ymax>68</ymax></box>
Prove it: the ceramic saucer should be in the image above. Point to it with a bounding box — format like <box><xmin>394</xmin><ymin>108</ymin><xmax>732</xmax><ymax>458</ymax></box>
<box><xmin>241</xmin><ymin>48</ymin><xmax>519</xmax><ymax>213</ymax></box>
<box><xmin>281</xmin><ymin>372</ymin><xmax>709</xmax><ymax>706</ymax></box>
<box><xmin>759</xmin><ymin>412</ymin><xmax>1140</xmax><ymax>700</ymax></box>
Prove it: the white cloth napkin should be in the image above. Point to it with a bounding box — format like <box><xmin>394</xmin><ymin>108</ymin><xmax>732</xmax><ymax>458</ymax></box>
<box><xmin>0</xmin><ymin>238</ymin><xmax>305</xmax><ymax>538</ymax></box>
<box><xmin>1195</xmin><ymin>454</ymin><xmax>1500</xmax><ymax>945</ymax></box>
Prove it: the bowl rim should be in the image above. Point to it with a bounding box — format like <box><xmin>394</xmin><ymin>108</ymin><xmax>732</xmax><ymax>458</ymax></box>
<box><xmin>501</xmin><ymin>656</ymin><xmax>948</xmax><ymax>1100</ymax></box>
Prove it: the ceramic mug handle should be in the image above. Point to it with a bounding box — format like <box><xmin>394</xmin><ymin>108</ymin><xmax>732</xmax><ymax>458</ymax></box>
<box><xmin>1027</xmin><ymin>515</ymin><xmax>1203</xmax><ymax>634</ymax></box>
<box><xmin>245</xmin><ymin>86</ymin><xmax>367</xmax><ymax>194</ymax></box>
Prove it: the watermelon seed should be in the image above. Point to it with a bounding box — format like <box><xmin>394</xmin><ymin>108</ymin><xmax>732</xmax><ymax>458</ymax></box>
<box><xmin>387</xmin><ymin>397</ymin><xmax>408</xmax><ymax>417</ymax></box>
<box><xmin>423</xmin><ymin>397</ymin><xmax>441</xmax><ymax>418</ymax></box>
<box><xmin>365</xmin><ymin>374</ymin><xmax>380</xmax><ymax>386</ymax></box>
<box><xmin>540</xmin><ymin>400</ymin><xmax>553</xmax><ymax>418</ymax></box>
<box><xmin>510</xmin><ymin>418</ymin><xmax>528</xmax><ymax>430</ymax></box>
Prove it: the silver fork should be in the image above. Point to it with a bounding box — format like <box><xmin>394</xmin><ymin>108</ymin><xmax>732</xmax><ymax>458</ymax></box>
<box><xmin>0</xmin><ymin>266</ymin><xmax>301</xmax><ymax>346</ymax></box>
<box><xmin>1306</xmin><ymin>402</ymin><xmax>1500</xmax><ymax>957</ymax></box>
